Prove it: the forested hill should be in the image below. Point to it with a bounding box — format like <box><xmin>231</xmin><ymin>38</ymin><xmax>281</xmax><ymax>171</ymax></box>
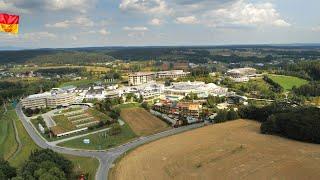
<box><xmin>1</xmin><ymin>45</ymin><xmax>320</xmax><ymax>65</ymax></box>
<box><xmin>0</xmin><ymin>49</ymin><xmax>115</xmax><ymax>65</ymax></box>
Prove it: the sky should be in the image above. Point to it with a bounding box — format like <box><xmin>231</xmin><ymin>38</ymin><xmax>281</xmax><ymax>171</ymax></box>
<box><xmin>0</xmin><ymin>0</ymin><xmax>320</xmax><ymax>48</ymax></box>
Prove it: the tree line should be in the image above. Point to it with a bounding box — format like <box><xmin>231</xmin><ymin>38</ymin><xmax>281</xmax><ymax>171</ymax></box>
<box><xmin>239</xmin><ymin>103</ymin><xmax>320</xmax><ymax>144</ymax></box>
<box><xmin>0</xmin><ymin>149</ymin><xmax>87</xmax><ymax>180</ymax></box>
<box><xmin>0</xmin><ymin>80</ymin><xmax>58</xmax><ymax>105</ymax></box>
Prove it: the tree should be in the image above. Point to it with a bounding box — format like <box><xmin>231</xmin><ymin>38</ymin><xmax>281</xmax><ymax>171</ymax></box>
<box><xmin>261</xmin><ymin>115</ymin><xmax>278</xmax><ymax>134</ymax></box>
<box><xmin>0</xmin><ymin>158</ymin><xmax>17</xmax><ymax>179</ymax></box>
<box><xmin>20</xmin><ymin>149</ymin><xmax>73</xmax><ymax>179</ymax></box>
<box><xmin>214</xmin><ymin>110</ymin><xmax>228</xmax><ymax>123</ymax></box>
<box><xmin>141</xmin><ymin>102</ymin><xmax>149</xmax><ymax>110</ymax></box>
<box><xmin>227</xmin><ymin>109</ymin><xmax>239</xmax><ymax>120</ymax></box>
<box><xmin>108</xmin><ymin>123</ymin><xmax>122</xmax><ymax>136</ymax></box>
<box><xmin>186</xmin><ymin>92</ymin><xmax>198</xmax><ymax>100</ymax></box>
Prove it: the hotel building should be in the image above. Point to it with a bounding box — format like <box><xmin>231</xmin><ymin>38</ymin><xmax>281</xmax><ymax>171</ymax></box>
<box><xmin>21</xmin><ymin>88</ymin><xmax>76</xmax><ymax>109</ymax></box>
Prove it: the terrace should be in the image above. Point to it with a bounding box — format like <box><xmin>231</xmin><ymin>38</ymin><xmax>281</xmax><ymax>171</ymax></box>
<box><xmin>50</xmin><ymin>107</ymin><xmax>109</xmax><ymax>137</ymax></box>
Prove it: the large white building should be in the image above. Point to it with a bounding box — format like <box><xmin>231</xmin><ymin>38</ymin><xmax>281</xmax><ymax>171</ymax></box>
<box><xmin>128</xmin><ymin>72</ymin><xmax>155</xmax><ymax>86</ymax></box>
<box><xmin>156</xmin><ymin>70</ymin><xmax>190</xmax><ymax>79</ymax></box>
<box><xmin>119</xmin><ymin>82</ymin><xmax>165</xmax><ymax>100</ymax></box>
<box><xmin>227</xmin><ymin>68</ymin><xmax>257</xmax><ymax>82</ymax></box>
<box><xmin>164</xmin><ymin>81</ymin><xmax>228</xmax><ymax>99</ymax></box>
<box><xmin>128</xmin><ymin>70</ymin><xmax>190</xmax><ymax>86</ymax></box>
<box><xmin>21</xmin><ymin>88</ymin><xmax>76</xmax><ymax>109</ymax></box>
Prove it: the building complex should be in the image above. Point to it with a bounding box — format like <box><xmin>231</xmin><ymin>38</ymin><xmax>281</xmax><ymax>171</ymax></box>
<box><xmin>128</xmin><ymin>70</ymin><xmax>190</xmax><ymax>86</ymax></box>
<box><xmin>21</xmin><ymin>88</ymin><xmax>76</xmax><ymax>109</ymax></box>
<box><xmin>164</xmin><ymin>81</ymin><xmax>228</xmax><ymax>100</ymax></box>
<box><xmin>227</xmin><ymin>67</ymin><xmax>257</xmax><ymax>82</ymax></box>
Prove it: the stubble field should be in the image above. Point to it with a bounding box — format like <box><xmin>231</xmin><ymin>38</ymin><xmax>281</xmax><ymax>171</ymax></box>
<box><xmin>120</xmin><ymin>108</ymin><xmax>170</xmax><ymax>136</ymax></box>
<box><xmin>110</xmin><ymin>120</ymin><xmax>320</xmax><ymax>180</ymax></box>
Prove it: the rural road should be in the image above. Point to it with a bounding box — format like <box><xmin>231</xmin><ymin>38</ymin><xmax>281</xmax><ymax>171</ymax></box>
<box><xmin>15</xmin><ymin>103</ymin><xmax>204</xmax><ymax>180</ymax></box>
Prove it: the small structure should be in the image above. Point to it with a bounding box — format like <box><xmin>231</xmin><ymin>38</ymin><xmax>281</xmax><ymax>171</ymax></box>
<box><xmin>227</xmin><ymin>67</ymin><xmax>257</xmax><ymax>82</ymax></box>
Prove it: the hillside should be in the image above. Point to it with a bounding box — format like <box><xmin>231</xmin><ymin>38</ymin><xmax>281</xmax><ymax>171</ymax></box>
<box><xmin>110</xmin><ymin>120</ymin><xmax>320</xmax><ymax>180</ymax></box>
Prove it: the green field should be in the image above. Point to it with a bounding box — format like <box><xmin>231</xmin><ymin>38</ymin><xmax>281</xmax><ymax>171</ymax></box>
<box><xmin>59</xmin><ymin>79</ymin><xmax>100</xmax><ymax>88</ymax></box>
<box><xmin>268</xmin><ymin>75</ymin><xmax>309</xmax><ymax>91</ymax></box>
<box><xmin>58</xmin><ymin>124</ymin><xmax>137</xmax><ymax>150</ymax></box>
<box><xmin>51</xmin><ymin>108</ymin><xmax>110</xmax><ymax>135</ymax></box>
<box><xmin>115</xmin><ymin>103</ymin><xmax>141</xmax><ymax>109</ymax></box>
<box><xmin>0</xmin><ymin>106</ymin><xmax>98</xmax><ymax>179</ymax></box>
<box><xmin>233</xmin><ymin>78</ymin><xmax>274</xmax><ymax>98</ymax></box>
<box><xmin>0</xmin><ymin>108</ymin><xmax>19</xmax><ymax>160</ymax></box>
<box><xmin>9</xmin><ymin>108</ymin><xmax>40</xmax><ymax>167</ymax></box>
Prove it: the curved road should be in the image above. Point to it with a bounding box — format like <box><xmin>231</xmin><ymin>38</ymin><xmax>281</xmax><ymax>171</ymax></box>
<box><xmin>15</xmin><ymin>103</ymin><xmax>204</xmax><ymax>180</ymax></box>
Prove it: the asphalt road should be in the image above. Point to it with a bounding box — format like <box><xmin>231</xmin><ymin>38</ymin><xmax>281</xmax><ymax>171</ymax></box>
<box><xmin>15</xmin><ymin>103</ymin><xmax>204</xmax><ymax>180</ymax></box>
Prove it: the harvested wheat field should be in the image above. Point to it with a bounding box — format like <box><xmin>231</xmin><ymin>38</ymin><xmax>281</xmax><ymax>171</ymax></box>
<box><xmin>120</xmin><ymin>108</ymin><xmax>170</xmax><ymax>136</ymax></box>
<box><xmin>110</xmin><ymin>120</ymin><xmax>320</xmax><ymax>180</ymax></box>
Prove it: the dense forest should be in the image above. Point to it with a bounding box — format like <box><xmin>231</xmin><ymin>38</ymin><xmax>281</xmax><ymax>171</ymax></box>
<box><xmin>1</xmin><ymin>46</ymin><xmax>320</xmax><ymax>65</ymax></box>
<box><xmin>278</xmin><ymin>60</ymin><xmax>320</xmax><ymax>80</ymax></box>
<box><xmin>35</xmin><ymin>67</ymin><xmax>85</xmax><ymax>76</ymax></box>
<box><xmin>293</xmin><ymin>83</ymin><xmax>320</xmax><ymax>97</ymax></box>
<box><xmin>239</xmin><ymin>103</ymin><xmax>320</xmax><ymax>144</ymax></box>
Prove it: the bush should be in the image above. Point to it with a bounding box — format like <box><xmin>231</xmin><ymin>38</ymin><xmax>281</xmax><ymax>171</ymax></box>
<box><xmin>141</xmin><ymin>102</ymin><xmax>149</xmax><ymax>110</ymax></box>
<box><xmin>0</xmin><ymin>158</ymin><xmax>17</xmax><ymax>179</ymax></box>
<box><xmin>263</xmin><ymin>75</ymin><xmax>283</xmax><ymax>93</ymax></box>
<box><xmin>214</xmin><ymin>109</ymin><xmax>239</xmax><ymax>124</ymax></box>
<box><xmin>108</xmin><ymin>123</ymin><xmax>122</xmax><ymax>136</ymax></box>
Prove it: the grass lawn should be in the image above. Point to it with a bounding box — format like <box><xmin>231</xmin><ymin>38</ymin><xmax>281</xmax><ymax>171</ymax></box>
<box><xmin>9</xmin><ymin>108</ymin><xmax>40</xmax><ymax>167</ymax></box>
<box><xmin>268</xmin><ymin>75</ymin><xmax>309</xmax><ymax>91</ymax></box>
<box><xmin>0</xmin><ymin>106</ymin><xmax>99</xmax><ymax>179</ymax></box>
<box><xmin>60</xmin><ymin>107</ymin><xmax>82</xmax><ymax>114</ymax></box>
<box><xmin>233</xmin><ymin>78</ymin><xmax>273</xmax><ymax>97</ymax></box>
<box><xmin>59</xmin><ymin>79</ymin><xmax>100</xmax><ymax>88</ymax></box>
<box><xmin>115</xmin><ymin>103</ymin><xmax>141</xmax><ymax>109</ymax></box>
<box><xmin>52</xmin><ymin>115</ymin><xmax>76</xmax><ymax>133</ymax></box>
<box><xmin>0</xmin><ymin>107</ymin><xmax>19</xmax><ymax>160</ymax></box>
<box><xmin>58</xmin><ymin>124</ymin><xmax>137</xmax><ymax>150</ymax></box>
<box><xmin>87</xmin><ymin>108</ymin><xmax>111</xmax><ymax>123</ymax></box>
<box><xmin>64</xmin><ymin>154</ymin><xmax>99</xmax><ymax>180</ymax></box>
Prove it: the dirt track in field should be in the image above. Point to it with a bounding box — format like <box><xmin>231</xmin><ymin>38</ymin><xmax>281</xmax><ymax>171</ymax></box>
<box><xmin>120</xmin><ymin>108</ymin><xmax>170</xmax><ymax>136</ymax></box>
<box><xmin>110</xmin><ymin>120</ymin><xmax>320</xmax><ymax>180</ymax></box>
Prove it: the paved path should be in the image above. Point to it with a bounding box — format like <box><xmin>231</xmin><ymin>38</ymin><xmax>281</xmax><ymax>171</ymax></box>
<box><xmin>15</xmin><ymin>103</ymin><xmax>204</xmax><ymax>180</ymax></box>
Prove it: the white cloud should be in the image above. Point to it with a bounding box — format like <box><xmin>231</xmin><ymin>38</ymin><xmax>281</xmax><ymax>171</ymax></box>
<box><xmin>123</xmin><ymin>26</ymin><xmax>149</xmax><ymax>31</ymax></box>
<box><xmin>72</xmin><ymin>36</ymin><xmax>78</xmax><ymax>41</ymax></box>
<box><xmin>311</xmin><ymin>26</ymin><xmax>320</xmax><ymax>32</ymax></box>
<box><xmin>0</xmin><ymin>1</ymin><xmax>30</xmax><ymax>14</ymax></box>
<box><xmin>201</xmin><ymin>1</ymin><xmax>290</xmax><ymax>28</ymax></box>
<box><xmin>45</xmin><ymin>21</ymin><xmax>70</xmax><ymax>28</ymax></box>
<box><xmin>0</xmin><ymin>0</ymin><xmax>94</xmax><ymax>14</ymax></box>
<box><xmin>150</xmin><ymin>18</ymin><xmax>164</xmax><ymax>26</ymax></box>
<box><xmin>119</xmin><ymin>0</ymin><xmax>172</xmax><ymax>15</ymax></box>
<box><xmin>273</xmin><ymin>19</ymin><xmax>291</xmax><ymax>27</ymax></box>
<box><xmin>23</xmin><ymin>31</ymin><xmax>57</xmax><ymax>40</ymax></box>
<box><xmin>45</xmin><ymin>16</ymin><xmax>94</xmax><ymax>29</ymax></box>
<box><xmin>49</xmin><ymin>0</ymin><xmax>93</xmax><ymax>13</ymax></box>
<box><xmin>99</xmin><ymin>29</ymin><xmax>110</xmax><ymax>35</ymax></box>
<box><xmin>175</xmin><ymin>16</ymin><xmax>198</xmax><ymax>24</ymax></box>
